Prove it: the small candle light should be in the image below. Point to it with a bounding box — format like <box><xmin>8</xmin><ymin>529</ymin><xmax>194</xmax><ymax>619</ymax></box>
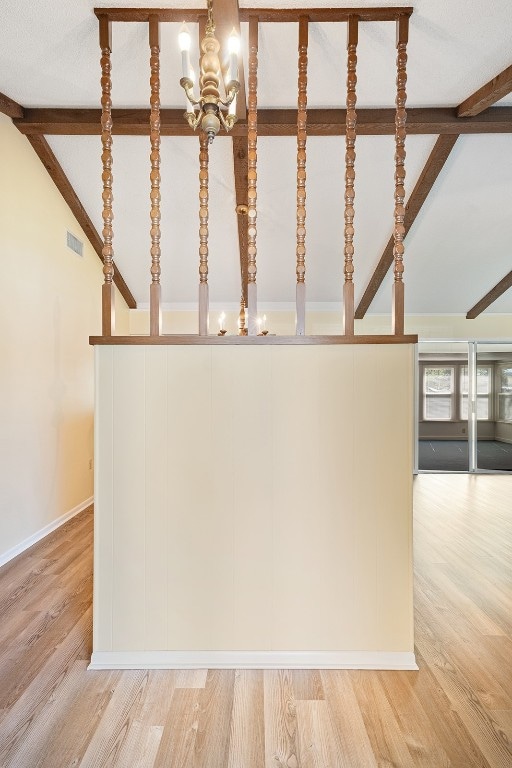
<box><xmin>178</xmin><ymin>23</ymin><xmax>192</xmax><ymax>79</ymax></box>
<box><xmin>227</xmin><ymin>28</ymin><xmax>240</xmax><ymax>83</ymax></box>
<box><xmin>262</xmin><ymin>314</ymin><xmax>267</xmax><ymax>331</ymax></box>
<box><xmin>257</xmin><ymin>317</ymin><xmax>262</xmax><ymax>334</ymax></box>
<box><xmin>218</xmin><ymin>312</ymin><xmax>226</xmax><ymax>331</ymax></box>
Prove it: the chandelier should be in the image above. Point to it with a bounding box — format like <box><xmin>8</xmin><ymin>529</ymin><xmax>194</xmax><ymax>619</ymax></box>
<box><xmin>178</xmin><ymin>0</ymin><xmax>240</xmax><ymax>143</ymax></box>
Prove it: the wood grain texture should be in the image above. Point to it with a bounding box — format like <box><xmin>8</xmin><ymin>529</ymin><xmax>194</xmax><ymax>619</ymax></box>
<box><xmin>355</xmin><ymin>134</ymin><xmax>458</xmax><ymax>319</ymax></box>
<box><xmin>99</xmin><ymin>15</ymin><xmax>115</xmax><ymax>336</ymax></box>
<box><xmin>198</xmin><ymin>132</ymin><xmax>209</xmax><ymax>336</ymax></box>
<box><xmin>233</xmin><ymin>137</ymin><xmax>249</xmax><ymax>305</ymax></box>
<box><xmin>466</xmin><ymin>269</ymin><xmax>512</xmax><ymax>318</ymax></box>
<box><xmin>149</xmin><ymin>16</ymin><xmax>162</xmax><ymax>336</ymax></box>
<box><xmin>15</xmin><ymin>107</ymin><xmax>512</xmax><ymax>136</ymax></box>
<box><xmin>391</xmin><ymin>15</ymin><xmax>409</xmax><ymax>336</ymax></box>
<box><xmin>89</xmin><ymin>334</ymin><xmax>419</xmax><ymax>345</ymax></box>
<box><xmin>343</xmin><ymin>16</ymin><xmax>358</xmax><ymax>337</ymax></box>
<box><xmin>1</xmin><ymin>477</ymin><xmax>512</xmax><ymax>766</ymax></box>
<box><xmin>0</xmin><ymin>90</ymin><xmax>23</xmax><ymax>118</ymax></box>
<box><xmin>296</xmin><ymin>16</ymin><xmax>308</xmax><ymax>292</ymax></box>
<box><xmin>94</xmin><ymin>7</ymin><xmax>413</xmax><ymax>23</ymax></box>
<box><xmin>26</xmin><ymin>135</ymin><xmax>136</xmax><ymax>309</ymax></box>
<box><xmin>458</xmin><ymin>63</ymin><xmax>512</xmax><ymax>117</ymax></box>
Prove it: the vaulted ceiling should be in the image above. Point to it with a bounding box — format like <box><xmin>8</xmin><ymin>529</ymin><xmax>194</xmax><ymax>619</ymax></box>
<box><xmin>1</xmin><ymin>0</ymin><xmax>512</xmax><ymax>316</ymax></box>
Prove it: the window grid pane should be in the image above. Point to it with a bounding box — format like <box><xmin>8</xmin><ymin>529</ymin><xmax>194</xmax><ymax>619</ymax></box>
<box><xmin>425</xmin><ymin>396</ymin><xmax>452</xmax><ymax>420</ymax></box>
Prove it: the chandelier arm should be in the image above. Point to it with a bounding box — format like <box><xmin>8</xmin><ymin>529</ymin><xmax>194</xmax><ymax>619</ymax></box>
<box><xmin>218</xmin><ymin>81</ymin><xmax>240</xmax><ymax>109</ymax></box>
<box><xmin>180</xmin><ymin>77</ymin><xmax>200</xmax><ymax>107</ymax></box>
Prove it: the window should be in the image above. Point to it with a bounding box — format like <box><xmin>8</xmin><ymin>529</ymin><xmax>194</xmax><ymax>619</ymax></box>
<box><xmin>497</xmin><ymin>364</ymin><xmax>512</xmax><ymax>422</ymax></box>
<box><xmin>423</xmin><ymin>367</ymin><xmax>454</xmax><ymax>420</ymax></box>
<box><xmin>460</xmin><ymin>366</ymin><xmax>492</xmax><ymax>420</ymax></box>
<box><xmin>421</xmin><ymin>363</ymin><xmax>492</xmax><ymax>422</ymax></box>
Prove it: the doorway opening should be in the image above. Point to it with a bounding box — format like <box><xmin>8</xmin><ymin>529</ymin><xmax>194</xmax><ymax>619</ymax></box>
<box><xmin>416</xmin><ymin>340</ymin><xmax>512</xmax><ymax>473</ymax></box>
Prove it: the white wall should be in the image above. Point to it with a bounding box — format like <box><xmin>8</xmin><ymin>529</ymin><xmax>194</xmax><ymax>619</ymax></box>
<box><xmin>0</xmin><ymin>114</ymin><xmax>129</xmax><ymax>564</ymax></box>
<box><xmin>92</xmin><ymin>343</ymin><xmax>415</xmax><ymax>668</ymax></box>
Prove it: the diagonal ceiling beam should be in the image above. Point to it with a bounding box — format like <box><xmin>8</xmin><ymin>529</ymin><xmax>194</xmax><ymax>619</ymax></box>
<box><xmin>0</xmin><ymin>91</ymin><xmax>23</xmax><ymax>118</ymax></box>
<box><xmin>26</xmin><ymin>135</ymin><xmax>136</xmax><ymax>309</ymax></box>
<box><xmin>14</xmin><ymin>107</ymin><xmax>512</xmax><ymax>136</ymax></box>
<box><xmin>458</xmin><ymin>64</ymin><xmax>512</xmax><ymax>117</ymax></box>
<box><xmin>466</xmin><ymin>270</ymin><xmax>512</xmax><ymax>319</ymax></box>
<box><xmin>355</xmin><ymin>134</ymin><xmax>458</xmax><ymax>319</ymax></box>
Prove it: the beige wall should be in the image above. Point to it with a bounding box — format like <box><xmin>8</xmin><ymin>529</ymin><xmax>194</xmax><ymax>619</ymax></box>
<box><xmin>129</xmin><ymin>308</ymin><xmax>511</xmax><ymax>339</ymax></box>
<box><xmin>0</xmin><ymin>114</ymin><xmax>129</xmax><ymax>563</ymax></box>
<box><xmin>93</xmin><ymin>343</ymin><xmax>415</xmax><ymax>667</ymax></box>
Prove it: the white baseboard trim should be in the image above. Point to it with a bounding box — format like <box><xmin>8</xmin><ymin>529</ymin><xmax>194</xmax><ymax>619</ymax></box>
<box><xmin>88</xmin><ymin>650</ymin><xmax>418</xmax><ymax>671</ymax></box>
<box><xmin>0</xmin><ymin>496</ymin><xmax>93</xmax><ymax>568</ymax></box>
<box><xmin>496</xmin><ymin>436</ymin><xmax>512</xmax><ymax>445</ymax></box>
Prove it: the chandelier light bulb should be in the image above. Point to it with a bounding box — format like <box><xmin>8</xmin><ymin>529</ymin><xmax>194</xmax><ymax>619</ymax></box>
<box><xmin>179</xmin><ymin>23</ymin><xmax>192</xmax><ymax>80</ymax></box>
<box><xmin>228</xmin><ymin>28</ymin><xmax>240</xmax><ymax>55</ymax></box>
<box><xmin>227</xmin><ymin>28</ymin><xmax>240</xmax><ymax>83</ymax></box>
<box><xmin>178</xmin><ymin>23</ymin><xmax>191</xmax><ymax>52</ymax></box>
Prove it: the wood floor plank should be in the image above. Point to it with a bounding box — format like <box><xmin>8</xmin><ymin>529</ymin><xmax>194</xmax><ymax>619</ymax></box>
<box><xmin>264</xmin><ymin>669</ymin><xmax>300</xmax><ymax>768</ymax></box>
<box><xmin>194</xmin><ymin>668</ymin><xmax>235</xmax><ymax>767</ymax></box>
<box><xmin>37</xmin><ymin>667</ymin><xmax>122</xmax><ymax>767</ymax></box>
<box><xmin>351</xmin><ymin>671</ymin><xmax>416</xmax><ymax>767</ymax></box>
<box><xmin>320</xmin><ymin>671</ymin><xmax>378</xmax><ymax>767</ymax></box>
<box><xmin>291</xmin><ymin>670</ymin><xmax>325</xmax><ymax>700</ymax></box>
<box><xmin>227</xmin><ymin>669</ymin><xmax>265</xmax><ymax>768</ymax></box>
<box><xmin>112</xmin><ymin>671</ymin><xmax>176</xmax><ymax>766</ymax></box>
<box><xmin>379</xmin><ymin>670</ymin><xmax>452</xmax><ymax>767</ymax></box>
<box><xmin>153</xmin><ymin>687</ymin><xmax>201</xmax><ymax>768</ymax></box>
<box><xmin>295</xmin><ymin>700</ymin><xmax>344</xmax><ymax>768</ymax></box>
<box><xmin>415</xmin><ymin>609</ymin><xmax>512</xmax><ymax>767</ymax></box>
<box><xmin>79</xmin><ymin>670</ymin><xmax>151</xmax><ymax>767</ymax></box>
<box><xmin>0</xmin><ymin>608</ymin><xmax>93</xmax><ymax>762</ymax></box>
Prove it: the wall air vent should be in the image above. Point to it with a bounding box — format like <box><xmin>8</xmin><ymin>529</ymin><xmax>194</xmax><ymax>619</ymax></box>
<box><xmin>66</xmin><ymin>231</ymin><xmax>83</xmax><ymax>257</ymax></box>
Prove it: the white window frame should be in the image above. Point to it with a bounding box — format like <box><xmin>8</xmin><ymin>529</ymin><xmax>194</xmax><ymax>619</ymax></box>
<box><xmin>420</xmin><ymin>362</ymin><xmax>492</xmax><ymax>422</ymax></box>
<box><xmin>496</xmin><ymin>362</ymin><xmax>512</xmax><ymax>424</ymax></box>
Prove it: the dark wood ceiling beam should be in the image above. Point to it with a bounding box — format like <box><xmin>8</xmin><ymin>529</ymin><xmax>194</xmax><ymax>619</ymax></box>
<box><xmin>355</xmin><ymin>134</ymin><xmax>459</xmax><ymax>319</ymax></box>
<box><xmin>466</xmin><ymin>270</ymin><xmax>512</xmax><ymax>319</ymax></box>
<box><xmin>95</xmin><ymin>7</ymin><xmax>412</xmax><ymax>23</ymax></box>
<box><xmin>458</xmin><ymin>64</ymin><xmax>512</xmax><ymax>117</ymax></box>
<box><xmin>26</xmin><ymin>135</ymin><xmax>136</xmax><ymax>309</ymax></box>
<box><xmin>0</xmin><ymin>91</ymin><xmax>24</xmax><ymax>118</ymax></box>
<box><xmin>14</xmin><ymin>106</ymin><xmax>512</xmax><ymax>136</ymax></box>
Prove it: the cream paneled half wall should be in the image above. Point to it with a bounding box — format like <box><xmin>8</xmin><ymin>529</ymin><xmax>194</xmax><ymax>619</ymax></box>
<box><xmin>91</xmin><ymin>343</ymin><xmax>416</xmax><ymax>670</ymax></box>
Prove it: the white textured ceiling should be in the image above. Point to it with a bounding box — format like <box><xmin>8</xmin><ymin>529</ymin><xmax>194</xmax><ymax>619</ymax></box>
<box><xmin>2</xmin><ymin>0</ymin><xmax>512</xmax><ymax>314</ymax></box>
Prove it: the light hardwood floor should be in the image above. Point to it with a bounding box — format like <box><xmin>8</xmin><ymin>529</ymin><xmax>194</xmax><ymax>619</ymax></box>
<box><xmin>0</xmin><ymin>475</ymin><xmax>512</xmax><ymax>767</ymax></box>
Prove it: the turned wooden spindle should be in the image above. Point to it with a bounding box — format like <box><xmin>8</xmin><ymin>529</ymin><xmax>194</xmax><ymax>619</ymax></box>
<box><xmin>198</xmin><ymin>132</ymin><xmax>210</xmax><ymax>335</ymax></box>
<box><xmin>99</xmin><ymin>16</ymin><xmax>115</xmax><ymax>336</ymax></box>
<box><xmin>295</xmin><ymin>16</ymin><xmax>308</xmax><ymax>336</ymax></box>
<box><xmin>149</xmin><ymin>17</ymin><xmax>162</xmax><ymax>336</ymax></box>
<box><xmin>247</xmin><ymin>17</ymin><xmax>259</xmax><ymax>335</ymax></box>
<box><xmin>392</xmin><ymin>14</ymin><xmax>409</xmax><ymax>336</ymax></box>
<box><xmin>343</xmin><ymin>16</ymin><xmax>358</xmax><ymax>336</ymax></box>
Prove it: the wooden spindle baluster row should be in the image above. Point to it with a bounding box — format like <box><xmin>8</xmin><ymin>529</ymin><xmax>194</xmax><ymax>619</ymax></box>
<box><xmin>295</xmin><ymin>16</ymin><xmax>308</xmax><ymax>336</ymax></box>
<box><xmin>392</xmin><ymin>15</ymin><xmax>409</xmax><ymax>336</ymax></box>
<box><xmin>343</xmin><ymin>16</ymin><xmax>358</xmax><ymax>336</ymax></box>
<box><xmin>99</xmin><ymin>17</ymin><xmax>115</xmax><ymax>336</ymax></box>
<box><xmin>149</xmin><ymin>17</ymin><xmax>162</xmax><ymax>336</ymax></box>
<box><xmin>97</xmin><ymin>13</ymin><xmax>411</xmax><ymax>339</ymax></box>
<box><xmin>198</xmin><ymin>132</ymin><xmax>209</xmax><ymax>336</ymax></box>
<box><xmin>247</xmin><ymin>17</ymin><xmax>259</xmax><ymax>335</ymax></box>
